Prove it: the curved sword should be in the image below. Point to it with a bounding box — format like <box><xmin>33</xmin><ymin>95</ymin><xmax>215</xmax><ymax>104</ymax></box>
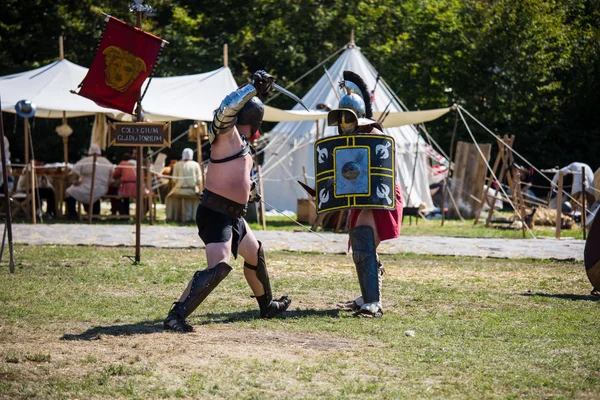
<box><xmin>273</xmin><ymin>83</ymin><xmax>309</xmax><ymax>111</ymax></box>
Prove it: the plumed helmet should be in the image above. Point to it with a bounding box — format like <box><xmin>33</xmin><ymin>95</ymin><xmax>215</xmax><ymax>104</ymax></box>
<box><xmin>15</xmin><ymin>99</ymin><xmax>36</xmax><ymax>119</ymax></box>
<box><xmin>237</xmin><ymin>96</ymin><xmax>264</xmax><ymax>136</ymax></box>
<box><xmin>341</xmin><ymin>70</ymin><xmax>373</xmax><ymax>119</ymax></box>
<box><xmin>327</xmin><ymin>71</ymin><xmax>375</xmax><ymax>135</ymax></box>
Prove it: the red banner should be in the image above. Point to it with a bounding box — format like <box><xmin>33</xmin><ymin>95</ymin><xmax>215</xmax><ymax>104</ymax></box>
<box><xmin>77</xmin><ymin>16</ymin><xmax>163</xmax><ymax>114</ymax></box>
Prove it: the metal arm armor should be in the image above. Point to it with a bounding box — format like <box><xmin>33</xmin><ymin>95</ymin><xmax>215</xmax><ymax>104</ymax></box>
<box><xmin>209</xmin><ymin>84</ymin><xmax>257</xmax><ymax>143</ymax></box>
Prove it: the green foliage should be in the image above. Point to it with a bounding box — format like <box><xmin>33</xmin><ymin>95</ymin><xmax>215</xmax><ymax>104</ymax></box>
<box><xmin>1</xmin><ymin>0</ymin><xmax>599</xmax><ymax>168</ymax></box>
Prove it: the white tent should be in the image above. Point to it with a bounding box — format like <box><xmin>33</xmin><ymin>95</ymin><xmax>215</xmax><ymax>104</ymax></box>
<box><xmin>0</xmin><ymin>60</ymin><xmax>324</xmax><ymax>123</ymax></box>
<box><xmin>261</xmin><ymin>44</ymin><xmax>446</xmax><ymax>212</ymax></box>
<box><xmin>0</xmin><ymin>59</ymin><xmax>125</xmax><ymax>119</ymax></box>
<box><xmin>140</xmin><ymin>67</ymin><xmax>238</xmax><ymax>122</ymax></box>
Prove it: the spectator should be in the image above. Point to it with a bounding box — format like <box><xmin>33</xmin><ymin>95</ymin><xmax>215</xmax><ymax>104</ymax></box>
<box><xmin>112</xmin><ymin>151</ymin><xmax>147</xmax><ymax>216</ymax></box>
<box><xmin>165</xmin><ymin>148</ymin><xmax>202</xmax><ymax>222</ymax></box>
<box><xmin>65</xmin><ymin>144</ymin><xmax>115</xmax><ymax>220</ymax></box>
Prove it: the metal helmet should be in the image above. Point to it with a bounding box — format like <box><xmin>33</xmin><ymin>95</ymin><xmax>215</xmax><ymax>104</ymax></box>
<box><xmin>339</xmin><ymin>92</ymin><xmax>366</xmax><ymax>118</ymax></box>
<box><xmin>327</xmin><ymin>71</ymin><xmax>375</xmax><ymax>135</ymax></box>
<box><xmin>237</xmin><ymin>96</ymin><xmax>264</xmax><ymax>136</ymax></box>
<box><xmin>15</xmin><ymin>99</ymin><xmax>36</xmax><ymax>119</ymax></box>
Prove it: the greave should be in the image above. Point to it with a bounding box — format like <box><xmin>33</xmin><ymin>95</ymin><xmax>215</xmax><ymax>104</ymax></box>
<box><xmin>244</xmin><ymin>241</ymin><xmax>291</xmax><ymax>318</ymax></box>
<box><xmin>349</xmin><ymin>226</ymin><xmax>380</xmax><ymax>306</ymax></box>
<box><xmin>172</xmin><ymin>262</ymin><xmax>233</xmax><ymax>320</ymax></box>
<box><xmin>244</xmin><ymin>241</ymin><xmax>272</xmax><ymax>304</ymax></box>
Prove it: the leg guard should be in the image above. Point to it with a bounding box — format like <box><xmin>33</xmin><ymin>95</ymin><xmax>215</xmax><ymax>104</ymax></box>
<box><xmin>349</xmin><ymin>226</ymin><xmax>383</xmax><ymax>317</ymax></box>
<box><xmin>244</xmin><ymin>242</ymin><xmax>291</xmax><ymax>318</ymax></box>
<box><xmin>164</xmin><ymin>262</ymin><xmax>232</xmax><ymax>332</ymax></box>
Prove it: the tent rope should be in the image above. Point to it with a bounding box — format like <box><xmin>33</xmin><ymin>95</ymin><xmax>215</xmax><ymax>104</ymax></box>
<box><xmin>458</xmin><ymin>106</ymin><xmax>596</xmax><ymax>208</ymax></box>
<box><xmin>264</xmin><ymin>45</ymin><xmax>346</xmax><ymax>105</ymax></box>
<box><xmin>457</xmin><ymin>107</ymin><xmax>536</xmax><ymax>238</ymax></box>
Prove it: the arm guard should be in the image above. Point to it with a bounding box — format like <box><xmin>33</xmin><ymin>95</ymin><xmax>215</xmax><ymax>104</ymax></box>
<box><xmin>209</xmin><ymin>84</ymin><xmax>257</xmax><ymax>143</ymax></box>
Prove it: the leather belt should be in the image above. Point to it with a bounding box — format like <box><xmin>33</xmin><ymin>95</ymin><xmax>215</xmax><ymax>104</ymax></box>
<box><xmin>200</xmin><ymin>189</ymin><xmax>247</xmax><ymax>218</ymax></box>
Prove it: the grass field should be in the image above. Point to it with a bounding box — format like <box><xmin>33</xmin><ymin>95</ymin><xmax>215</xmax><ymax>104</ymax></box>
<box><xmin>1</xmin><ymin>245</ymin><xmax>598</xmax><ymax>399</ymax></box>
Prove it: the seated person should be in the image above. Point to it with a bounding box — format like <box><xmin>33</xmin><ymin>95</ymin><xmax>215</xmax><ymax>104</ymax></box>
<box><xmin>16</xmin><ymin>160</ymin><xmax>56</xmax><ymax>219</ymax></box>
<box><xmin>165</xmin><ymin>148</ymin><xmax>202</xmax><ymax>222</ymax></box>
<box><xmin>65</xmin><ymin>144</ymin><xmax>115</xmax><ymax>220</ymax></box>
<box><xmin>111</xmin><ymin>151</ymin><xmax>148</xmax><ymax>216</ymax></box>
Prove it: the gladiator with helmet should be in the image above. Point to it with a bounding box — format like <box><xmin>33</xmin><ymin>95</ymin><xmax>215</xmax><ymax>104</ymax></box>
<box><xmin>323</xmin><ymin>71</ymin><xmax>404</xmax><ymax>318</ymax></box>
<box><xmin>164</xmin><ymin>70</ymin><xmax>292</xmax><ymax>332</ymax></box>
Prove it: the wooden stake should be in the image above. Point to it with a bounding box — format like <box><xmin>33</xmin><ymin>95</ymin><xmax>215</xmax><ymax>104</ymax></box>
<box><xmin>30</xmin><ymin>162</ymin><xmax>37</xmax><ymax>224</ymax></box>
<box><xmin>59</xmin><ymin>36</ymin><xmax>64</xmax><ymax>60</ymax></box>
<box><xmin>88</xmin><ymin>153</ymin><xmax>97</xmax><ymax>224</ymax></box>
<box><xmin>555</xmin><ymin>171</ymin><xmax>563</xmax><ymax>239</ymax></box>
<box><xmin>23</xmin><ymin>118</ymin><xmax>32</xmax><ymax>221</ymax></box>
<box><xmin>146</xmin><ymin>154</ymin><xmax>153</xmax><ymax>225</ymax></box>
<box><xmin>258</xmin><ymin>165</ymin><xmax>266</xmax><ymax>230</ymax></box>
<box><xmin>442</xmin><ymin>110</ymin><xmax>459</xmax><ymax>226</ymax></box>
<box><xmin>196</xmin><ymin>129</ymin><xmax>204</xmax><ymax>190</ymax></box>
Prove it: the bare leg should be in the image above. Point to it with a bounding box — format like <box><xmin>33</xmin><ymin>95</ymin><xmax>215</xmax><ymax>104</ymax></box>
<box><xmin>165</xmin><ymin>240</ymin><xmax>233</xmax><ymax>332</ymax></box>
<box><xmin>238</xmin><ymin>220</ymin><xmax>291</xmax><ymax>318</ymax></box>
<box><xmin>237</xmin><ymin>222</ymin><xmax>263</xmax><ymax>296</ymax></box>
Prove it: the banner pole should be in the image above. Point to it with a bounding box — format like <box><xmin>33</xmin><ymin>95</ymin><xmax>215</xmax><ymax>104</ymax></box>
<box><xmin>134</xmin><ymin>9</ymin><xmax>143</xmax><ymax>263</ymax></box>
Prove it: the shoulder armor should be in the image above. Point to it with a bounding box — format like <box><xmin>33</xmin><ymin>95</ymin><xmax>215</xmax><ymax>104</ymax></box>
<box><xmin>209</xmin><ymin>84</ymin><xmax>257</xmax><ymax>143</ymax></box>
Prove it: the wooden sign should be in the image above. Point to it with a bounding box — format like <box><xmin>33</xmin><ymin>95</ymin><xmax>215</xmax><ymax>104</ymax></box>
<box><xmin>108</xmin><ymin>122</ymin><xmax>171</xmax><ymax>147</ymax></box>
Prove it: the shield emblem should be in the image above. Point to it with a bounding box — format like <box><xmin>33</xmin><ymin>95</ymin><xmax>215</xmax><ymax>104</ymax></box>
<box><xmin>584</xmin><ymin>212</ymin><xmax>600</xmax><ymax>290</ymax></box>
<box><xmin>314</xmin><ymin>134</ymin><xmax>395</xmax><ymax>214</ymax></box>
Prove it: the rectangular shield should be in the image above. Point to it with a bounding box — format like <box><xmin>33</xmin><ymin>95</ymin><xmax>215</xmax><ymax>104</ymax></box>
<box><xmin>314</xmin><ymin>134</ymin><xmax>395</xmax><ymax>214</ymax></box>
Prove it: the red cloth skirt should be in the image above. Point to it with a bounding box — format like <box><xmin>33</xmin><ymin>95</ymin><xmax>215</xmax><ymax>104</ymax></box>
<box><xmin>348</xmin><ymin>183</ymin><xmax>403</xmax><ymax>242</ymax></box>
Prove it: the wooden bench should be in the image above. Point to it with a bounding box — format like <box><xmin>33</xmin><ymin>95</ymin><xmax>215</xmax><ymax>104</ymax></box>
<box><xmin>402</xmin><ymin>207</ymin><xmax>423</xmax><ymax>225</ymax></box>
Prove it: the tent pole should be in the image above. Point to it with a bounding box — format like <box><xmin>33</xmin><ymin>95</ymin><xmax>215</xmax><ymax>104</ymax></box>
<box><xmin>223</xmin><ymin>44</ymin><xmax>228</xmax><ymax>68</ymax></box>
<box><xmin>88</xmin><ymin>153</ymin><xmax>97</xmax><ymax>224</ymax></box>
<box><xmin>59</xmin><ymin>36</ymin><xmax>64</xmax><ymax>59</ymax></box>
<box><xmin>441</xmin><ymin>110</ymin><xmax>459</xmax><ymax>226</ymax></box>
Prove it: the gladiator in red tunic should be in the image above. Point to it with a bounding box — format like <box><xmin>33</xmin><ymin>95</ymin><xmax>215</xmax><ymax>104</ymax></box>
<box><xmin>326</xmin><ymin>70</ymin><xmax>404</xmax><ymax>318</ymax></box>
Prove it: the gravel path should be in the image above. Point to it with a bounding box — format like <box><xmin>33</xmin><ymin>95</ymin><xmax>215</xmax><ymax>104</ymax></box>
<box><xmin>1</xmin><ymin>223</ymin><xmax>584</xmax><ymax>261</ymax></box>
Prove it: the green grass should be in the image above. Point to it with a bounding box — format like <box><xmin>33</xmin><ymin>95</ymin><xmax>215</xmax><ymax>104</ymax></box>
<box><xmin>1</xmin><ymin>245</ymin><xmax>598</xmax><ymax>399</ymax></box>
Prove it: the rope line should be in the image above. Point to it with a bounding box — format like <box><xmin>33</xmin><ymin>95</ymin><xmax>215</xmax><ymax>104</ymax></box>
<box><xmin>457</xmin><ymin>107</ymin><xmax>536</xmax><ymax>238</ymax></box>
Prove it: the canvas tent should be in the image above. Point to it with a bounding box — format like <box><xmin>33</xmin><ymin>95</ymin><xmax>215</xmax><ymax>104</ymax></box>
<box><xmin>261</xmin><ymin>43</ymin><xmax>449</xmax><ymax>212</ymax></box>
<box><xmin>0</xmin><ymin>59</ymin><xmax>328</xmax><ymax>123</ymax></box>
<box><xmin>0</xmin><ymin>59</ymin><xmax>125</xmax><ymax>119</ymax></box>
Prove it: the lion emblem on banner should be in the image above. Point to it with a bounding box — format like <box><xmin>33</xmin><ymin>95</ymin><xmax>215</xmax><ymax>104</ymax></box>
<box><xmin>102</xmin><ymin>46</ymin><xmax>147</xmax><ymax>92</ymax></box>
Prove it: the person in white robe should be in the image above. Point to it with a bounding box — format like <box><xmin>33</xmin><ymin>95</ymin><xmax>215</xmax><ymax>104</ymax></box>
<box><xmin>65</xmin><ymin>144</ymin><xmax>115</xmax><ymax>219</ymax></box>
<box><xmin>165</xmin><ymin>148</ymin><xmax>202</xmax><ymax>222</ymax></box>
